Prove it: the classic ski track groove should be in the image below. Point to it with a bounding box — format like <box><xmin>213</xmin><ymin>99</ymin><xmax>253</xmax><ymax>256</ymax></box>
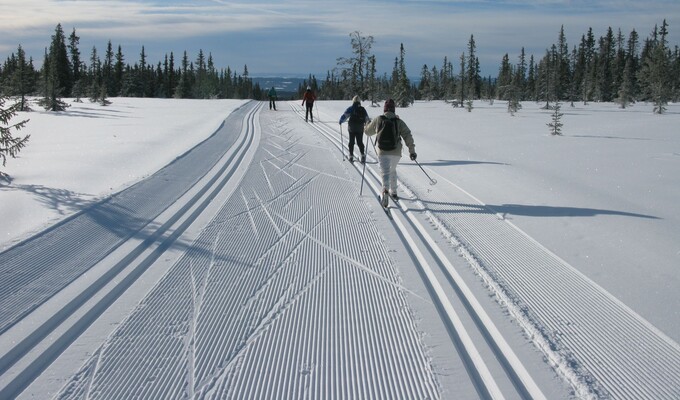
<box><xmin>28</xmin><ymin>102</ymin><xmax>443</xmax><ymax>399</ymax></box>
<box><xmin>297</xmin><ymin>103</ymin><xmax>680</xmax><ymax>400</ymax></box>
<box><xmin>3</xmin><ymin>101</ymin><xmax>677</xmax><ymax>399</ymax></box>
<box><xmin>413</xmin><ymin>168</ymin><xmax>680</xmax><ymax>399</ymax></box>
<box><xmin>0</xmin><ymin>102</ymin><xmax>261</xmax><ymax>398</ymax></box>
<box><xmin>297</xmin><ymin>105</ymin><xmax>544</xmax><ymax>400</ymax></box>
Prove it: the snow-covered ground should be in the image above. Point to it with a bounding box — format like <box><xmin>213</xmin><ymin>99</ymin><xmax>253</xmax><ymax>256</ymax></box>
<box><xmin>1</xmin><ymin>98</ymin><xmax>246</xmax><ymax>250</ymax></box>
<box><xmin>1</xmin><ymin>98</ymin><xmax>679</xmax><ymax>399</ymax></box>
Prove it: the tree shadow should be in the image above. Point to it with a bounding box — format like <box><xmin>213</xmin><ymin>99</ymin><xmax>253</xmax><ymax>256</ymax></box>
<box><xmin>10</xmin><ymin>184</ymin><xmax>96</xmax><ymax>215</ymax></box>
<box><xmin>414</xmin><ymin>159</ymin><xmax>508</xmax><ymax>167</ymax></box>
<box><xmin>416</xmin><ymin>199</ymin><xmax>659</xmax><ymax>220</ymax></box>
<box><xmin>53</xmin><ymin>109</ymin><xmax>128</xmax><ymax>119</ymax></box>
<box><xmin>569</xmin><ymin>134</ymin><xmax>652</xmax><ymax>141</ymax></box>
<box><xmin>4</xmin><ymin>183</ymin><xmax>197</xmax><ymax>252</ymax></box>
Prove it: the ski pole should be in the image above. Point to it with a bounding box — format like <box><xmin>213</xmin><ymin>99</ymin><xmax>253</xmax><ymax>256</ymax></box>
<box><xmin>414</xmin><ymin>158</ymin><xmax>437</xmax><ymax>185</ymax></box>
<box><xmin>340</xmin><ymin>124</ymin><xmax>346</xmax><ymax>160</ymax></box>
<box><xmin>360</xmin><ymin>135</ymin><xmax>369</xmax><ymax>196</ymax></box>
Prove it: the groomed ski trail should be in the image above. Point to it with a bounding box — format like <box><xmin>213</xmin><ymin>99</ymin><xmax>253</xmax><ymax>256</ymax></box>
<box><xmin>3</xmin><ymin>100</ymin><xmax>674</xmax><ymax>400</ymax></box>
<box><xmin>36</xmin><ymin>103</ymin><xmax>448</xmax><ymax>399</ymax></box>
<box><xmin>389</xmin><ymin>135</ymin><xmax>680</xmax><ymax>398</ymax></box>
<box><xmin>295</xmin><ymin>102</ymin><xmax>680</xmax><ymax>400</ymax></box>
<box><xmin>0</xmin><ymin>102</ymin><xmax>261</xmax><ymax>399</ymax></box>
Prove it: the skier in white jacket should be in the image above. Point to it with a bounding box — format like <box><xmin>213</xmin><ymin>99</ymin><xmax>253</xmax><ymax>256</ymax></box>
<box><xmin>364</xmin><ymin>98</ymin><xmax>417</xmax><ymax>207</ymax></box>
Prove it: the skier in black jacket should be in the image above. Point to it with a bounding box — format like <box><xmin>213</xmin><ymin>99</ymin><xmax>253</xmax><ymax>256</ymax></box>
<box><xmin>339</xmin><ymin>96</ymin><xmax>371</xmax><ymax>163</ymax></box>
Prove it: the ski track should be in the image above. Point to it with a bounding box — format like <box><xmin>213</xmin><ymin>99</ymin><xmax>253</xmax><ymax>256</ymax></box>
<box><xmin>0</xmin><ymin>113</ymin><xmax>242</xmax><ymax>336</ymax></box>
<box><xmin>49</xmin><ymin>104</ymin><xmax>441</xmax><ymax>399</ymax></box>
<box><xmin>292</xmin><ymin>104</ymin><xmax>680</xmax><ymax>400</ymax></box>
<box><xmin>3</xmin><ymin>100</ymin><xmax>677</xmax><ymax>400</ymax></box>
<box><xmin>395</xmin><ymin>160</ymin><xmax>680</xmax><ymax>399</ymax></box>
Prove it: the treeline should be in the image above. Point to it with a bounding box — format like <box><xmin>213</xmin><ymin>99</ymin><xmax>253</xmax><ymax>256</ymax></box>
<box><xmin>0</xmin><ymin>24</ymin><xmax>264</xmax><ymax>111</ymax></box>
<box><xmin>2</xmin><ymin>21</ymin><xmax>679</xmax><ymax>114</ymax></box>
<box><xmin>496</xmin><ymin>20</ymin><xmax>679</xmax><ymax>114</ymax></box>
<box><xmin>316</xmin><ymin>22</ymin><xmax>679</xmax><ymax>114</ymax></box>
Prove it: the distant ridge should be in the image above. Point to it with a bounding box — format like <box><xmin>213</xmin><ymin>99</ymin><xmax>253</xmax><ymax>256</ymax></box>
<box><xmin>252</xmin><ymin>76</ymin><xmax>310</xmax><ymax>99</ymax></box>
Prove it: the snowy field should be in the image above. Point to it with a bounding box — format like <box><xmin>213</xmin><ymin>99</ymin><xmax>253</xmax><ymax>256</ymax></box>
<box><xmin>1</xmin><ymin>98</ymin><xmax>247</xmax><ymax>250</ymax></box>
<box><xmin>1</xmin><ymin>97</ymin><xmax>679</xmax><ymax>399</ymax></box>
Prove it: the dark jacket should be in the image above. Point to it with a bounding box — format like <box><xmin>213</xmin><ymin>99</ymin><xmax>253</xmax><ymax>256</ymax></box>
<box><xmin>339</xmin><ymin>103</ymin><xmax>370</xmax><ymax>133</ymax></box>
<box><xmin>302</xmin><ymin>90</ymin><xmax>316</xmax><ymax>106</ymax></box>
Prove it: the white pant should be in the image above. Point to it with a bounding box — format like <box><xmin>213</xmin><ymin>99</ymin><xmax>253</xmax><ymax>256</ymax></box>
<box><xmin>378</xmin><ymin>154</ymin><xmax>401</xmax><ymax>193</ymax></box>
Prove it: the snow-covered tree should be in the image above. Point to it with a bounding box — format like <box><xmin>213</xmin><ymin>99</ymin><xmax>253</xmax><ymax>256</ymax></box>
<box><xmin>0</xmin><ymin>96</ymin><xmax>30</xmax><ymax>181</ymax></box>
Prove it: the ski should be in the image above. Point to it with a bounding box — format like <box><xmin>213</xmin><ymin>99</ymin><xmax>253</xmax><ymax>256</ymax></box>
<box><xmin>378</xmin><ymin>192</ymin><xmax>393</xmax><ymax>219</ymax></box>
<box><xmin>382</xmin><ymin>204</ymin><xmax>393</xmax><ymax>219</ymax></box>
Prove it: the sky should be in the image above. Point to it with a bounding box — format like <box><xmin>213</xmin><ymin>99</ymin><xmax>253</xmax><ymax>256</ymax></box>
<box><xmin>1</xmin><ymin>0</ymin><xmax>679</xmax><ymax>79</ymax></box>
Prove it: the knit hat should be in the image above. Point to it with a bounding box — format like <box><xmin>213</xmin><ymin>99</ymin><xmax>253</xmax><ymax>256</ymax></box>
<box><xmin>352</xmin><ymin>95</ymin><xmax>361</xmax><ymax>104</ymax></box>
<box><xmin>384</xmin><ymin>98</ymin><xmax>396</xmax><ymax>113</ymax></box>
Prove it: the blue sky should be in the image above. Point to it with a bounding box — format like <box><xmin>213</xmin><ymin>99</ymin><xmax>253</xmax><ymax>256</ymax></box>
<box><xmin>1</xmin><ymin>0</ymin><xmax>679</xmax><ymax>78</ymax></box>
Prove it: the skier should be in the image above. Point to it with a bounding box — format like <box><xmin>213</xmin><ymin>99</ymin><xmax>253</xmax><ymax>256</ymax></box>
<box><xmin>267</xmin><ymin>86</ymin><xmax>278</xmax><ymax>110</ymax></box>
<box><xmin>364</xmin><ymin>98</ymin><xmax>417</xmax><ymax>207</ymax></box>
<box><xmin>301</xmin><ymin>86</ymin><xmax>316</xmax><ymax>122</ymax></box>
<box><xmin>339</xmin><ymin>95</ymin><xmax>370</xmax><ymax>163</ymax></box>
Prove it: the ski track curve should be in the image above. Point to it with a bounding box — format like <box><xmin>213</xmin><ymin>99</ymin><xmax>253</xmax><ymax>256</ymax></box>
<box><xmin>49</xmin><ymin>104</ymin><xmax>442</xmax><ymax>399</ymax></box>
<box><xmin>0</xmin><ymin>104</ymin><xmax>245</xmax><ymax>336</ymax></box>
<box><xmin>0</xmin><ymin>101</ymin><xmax>260</xmax><ymax>399</ymax></box>
<box><xmin>5</xmin><ymin>100</ymin><xmax>675</xmax><ymax>400</ymax></box>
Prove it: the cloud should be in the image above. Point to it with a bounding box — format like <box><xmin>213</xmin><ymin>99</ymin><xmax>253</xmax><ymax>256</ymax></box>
<box><xmin>1</xmin><ymin>0</ymin><xmax>678</xmax><ymax>76</ymax></box>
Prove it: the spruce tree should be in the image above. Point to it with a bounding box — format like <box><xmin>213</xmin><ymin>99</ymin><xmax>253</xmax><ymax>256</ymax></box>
<box><xmin>467</xmin><ymin>35</ymin><xmax>480</xmax><ymax>100</ymax></box>
<box><xmin>103</xmin><ymin>41</ymin><xmax>114</xmax><ymax>97</ymax></box>
<box><xmin>615</xmin><ymin>57</ymin><xmax>635</xmax><ymax>108</ymax></box>
<box><xmin>113</xmin><ymin>45</ymin><xmax>124</xmax><ymax>97</ymax></box>
<box><xmin>626</xmin><ymin>29</ymin><xmax>640</xmax><ymax>99</ymax></box>
<box><xmin>389</xmin><ymin>44</ymin><xmax>410</xmax><ymax>107</ymax></box>
<box><xmin>0</xmin><ymin>95</ymin><xmax>30</xmax><ymax>181</ymax></box>
<box><xmin>366</xmin><ymin>55</ymin><xmax>377</xmax><ymax>106</ymax></box>
<box><xmin>39</xmin><ymin>24</ymin><xmax>71</xmax><ymax>111</ymax></box>
<box><xmin>547</xmin><ymin>101</ymin><xmax>564</xmax><ymax>135</ymax></box>
<box><xmin>497</xmin><ymin>53</ymin><xmax>512</xmax><ymax>100</ymax></box>
<box><xmin>88</xmin><ymin>46</ymin><xmax>101</xmax><ymax>103</ymax></box>
<box><xmin>8</xmin><ymin>45</ymin><xmax>35</xmax><ymax>111</ymax></box>
<box><xmin>419</xmin><ymin>64</ymin><xmax>432</xmax><ymax>100</ymax></box>
<box><xmin>507</xmin><ymin>67</ymin><xmax>522</xmax><ymax>116</ymax></box>
<box><xmin>68</xmin><ymin>28</ymin><xmax>82</xmax><ymax>93</ymax></box>
<box><xmin>557</xmin><ymin>26</ymin><xmax>571</xmax><ymax>100</ymax></box>
<box><xmin>639</xmin><ymin>42</ymin><xmax>670</xmax><ymax>114</ymax></box>
<box><xmin>457</xmin><ymin>52</ymin><xmax>466</xmax><ymax>107</ymax></box>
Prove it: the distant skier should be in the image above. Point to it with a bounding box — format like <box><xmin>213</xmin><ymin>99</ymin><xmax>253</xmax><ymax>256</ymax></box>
<box><xmin>364</xmin><ymin>98</ymin><xmax>417</xmax><ymax>207</ymax></box>
<box><xmin>339</xmin><ymin>95</ymin><xmax>370</xmax><ymax>163</ymax></box>
<box><xmin>267</xmin><ymin>86</ymin><xmax>278</xmax><ymax>110</ymax></box>
<box><xmin>301</xmin><ymin>86</ymin><xmax>316</xmax><ymax>122</ymax></box>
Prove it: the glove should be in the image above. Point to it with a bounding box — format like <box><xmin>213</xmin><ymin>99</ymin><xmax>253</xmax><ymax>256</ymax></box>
<box><xmin>410</xmin><ymin>153</ymin><xmax>417</xmax><ymax>161</ymax></box>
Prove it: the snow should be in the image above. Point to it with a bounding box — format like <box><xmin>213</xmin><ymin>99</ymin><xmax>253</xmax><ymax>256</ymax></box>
<box><xmin>1</xmin><ymin>97</ymin><xmax>679</xmax><ymax>399</ymax></box>
<box><xmin>1</xmin><ymin>98</ymin><xmax>246</xmax><ymax>250</ymax></box>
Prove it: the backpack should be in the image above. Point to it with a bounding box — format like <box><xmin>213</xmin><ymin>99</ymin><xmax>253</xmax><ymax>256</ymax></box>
<box><xmin>377</xmin><ymin>116</ymin><xmax>399</xmax><ymax>151</ymax></box>
<box><xmin>347</xmin><ymin>106</ymin><xmax>366</xmax><ymax>132</ymax></box>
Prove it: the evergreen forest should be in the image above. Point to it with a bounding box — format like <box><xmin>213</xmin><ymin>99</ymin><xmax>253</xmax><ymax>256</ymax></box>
<box><xmin>1</xmin><ymin>21</ymin><xmax>679</xmax><ymax>114</ymax></box>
